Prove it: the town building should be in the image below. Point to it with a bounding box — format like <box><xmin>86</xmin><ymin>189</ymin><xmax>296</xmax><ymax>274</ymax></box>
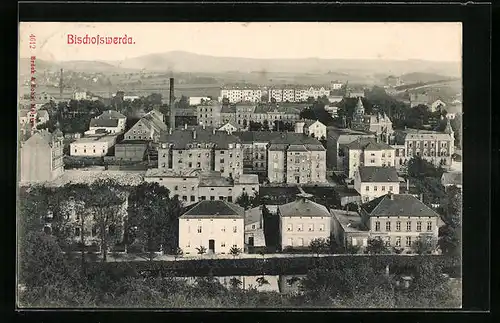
<box><xmin>301</xmin><ymin>120</ymin><xmax>327</xmax><ymax>139</ymax></box>
<box><xmin>244</xmin><ymin>206</ymin><xmax>266</xmax><ymax>249</ymax></box>
<box><xmin>351</xmin><ymin>98</ymin><xmax>394</xmax><ymax>141</ymax></box>
<box><xmin>189</xmin><ymin>96</ymin><xmax>211</xmax><ymax>106</ymax></box>
<box><xmin>430</xmin><ymin>99</ymin><xmax>446</xmax><ymax>112</ymax></box>
<box><xmin>158</xmin><ymin>127</ymin><xmax>244</xmax><ymax>179</ymax></box>
<box><xmin>391</xmin><ymin>123</ymin><xmax>455</xmax><ymax>170</ymax></box>
<box><xmin>267</xmin><ymin>133</ymin><xmax>327</xmax><ymax>185</ymax></box>
<box><xmin>330</xmin><ymin>81</ymin><xmax>344</xmax><ymax>90</ymax></box>
<box><xmin>253</xmin><ymin>103</ymin><xmax>302</xmax><ymax>124</ymax></box>
<box><xmin>232</xmin><ymin>131</ymin><xmax>275</xmax><ymax>176</ymax></box>
<box><xmin>85</xmin><ymin>110</ymin><xmax>127</xmax><ymax>135</ymax></box>
<box><xmin>278</xmin><ymin>193</ymin><xmax>331</xmax><ymax>249</ymax></box>
<box><xmin>325</xmin><ymin>127</ymin><xmax>376</xmax><ymax>172</ymax></box>
<box><xmin>344</xmin><ymin>137</ymin><xmax>396</xmax><ymax>179</ymax></box>
<box><xmin>197</xmin><ymin>100</ymin><xmax>222</xmax><ymax>128</ymax></box>
<box><xmin>178</xmin><ymin>200</ymin><xmax>245</xmax><ymax>255</ymax></box>
<box><xmin>19</xmin><ymin>129</ymin><xmax>64</xmax><ymax>183</ymax></box>
<box><xmin>331</xmin><ymin>193</ymin><xmax>441</xmax><ymax>252</ymax></box>
<box><xmin>267</xmin><ymin>86</ymin><xmax>331</xmax><ymax>103</ymax></box>
<box><xmin>441</xmin><ymin>171</ymin><xmax>462</xmax><ymax>190</ymax></box>
<box><xmin>220</xmin><ymin>86</ymin><xmax>262</xmax><ymax>103</ymax></box>
<box><xmin>73</xmin><ymin>91</ymin><xmax>88</xmax><ymax>100</ymax></box>
<box><xmin>218</xmin><ymin>122</ymin><xmax>238</xmax><ymax>133</ymax></box>
<box><xmin>70</xmin><ymin>134</ymin><xmax>118</xmax><ymax>157</ymax></box>
<box><xmin>144</xmin><ymin>169</ymin><xmax>258</xmax><ymax>205</ymax></box>
<box><xmin>353</xmin><ymin>166</ymin><xmax>400</xmax><ymax>203</ymax></box>
<box><xmin>114</xmin><ymin>141</ymin><xmax>149</xmax><ymax>162</ymax></box>
<box><xmin>444</xmin><ymin>103</ymin><xmax>462</xmax><ymax>120</ymax></box>
<box><xmin>325</xmin><ymin>105</ymin><xmax>339</xmax><ymax>118</ymax></box>
<box><xmin>123</xmin><ymin>110</ymin><xmax>166</xmax><ymax>141</ymax></box>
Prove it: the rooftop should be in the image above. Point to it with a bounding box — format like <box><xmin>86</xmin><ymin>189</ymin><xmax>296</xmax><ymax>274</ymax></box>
<box><xmin>199</xmin><ymin>172</ymin><xmax>233</xmax><ymax>187</ymax></box>
<box><xmin>71</xmin><ymin>134</ymin><xmax>118</xmax><ymax>144</ymax></box>
<box><xmin>181</xmin><ymin>200</ymin><xmax>245</xmax><ymax>219</ymax></box>
<box><xmin>159</xmin><ymin>128</ymin><xmax>242</xmax><ymax>149</ymax></box>
<box><xmin>346</xmin><ymin>137</ymin><xmax>393</xmax><ymax>150</ymax></box>
<box><xmin>234</xmin><ymin>174</ymin><xmax>259</xmax><ymax>185</ymax></box>
<box><xmin>245</xmin><ymin>206</ymin><xmax>262</xmax><ymax>226</ymax></box>
<box><xmin>279</xmin><ymin>197</ymin><xmax>330</xmax><ymax>218</ymax></box>
<box><xmin>330</xmin><ymin>209</ymin><xmax>368</xmax><ymax>233</ymax></box>
<box><xmin>144</xmin><ymin>168</ymin><xmax>200</xmax><ymax>178</ymax></box>
<box><xmin>361</xmin><ymin>193</ymin><xmax>440</xmax><ymax>218</ymax></box>
<box><xmin>357</xmin><ymin>166</ymin><xmax>399</xmax><ymax>183</ymax></box>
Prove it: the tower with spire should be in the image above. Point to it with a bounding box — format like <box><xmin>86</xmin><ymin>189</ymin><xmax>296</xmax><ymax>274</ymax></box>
<box><xmin>351</xmin><ymin>97</ymin><xmax>365</xmax><ymax>128</ymax></box>
<box><xmin>444</xmin><ymin>118</ymin><xmax>454</xmax><ymax>144</ymax></box>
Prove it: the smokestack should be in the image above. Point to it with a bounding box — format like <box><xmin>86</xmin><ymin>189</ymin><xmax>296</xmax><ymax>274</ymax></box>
<box><xmin>59</xmin><ymin>69</ymin><xmax>63</xmax><ymax>100</ymax></box>
<box><xmin>169</xmin><ymin>78</ymin><xmax>175</xmax><ymax>130</ymax></box>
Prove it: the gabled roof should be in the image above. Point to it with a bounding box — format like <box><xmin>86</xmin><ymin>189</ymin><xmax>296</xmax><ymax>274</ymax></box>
<box><xmin>23</xmin><ymin>129</ymin><xmax>59</xmax><ymax>148</ymax></box>
<box><xmin>278</xmin><ymin>198</ymin><xmax>330</xmax><ymax>218</ymax></box>
<box><xmin>357</xmin><ymin>166</ymin><xmax>399</xmax><ymax>183</ymax></box>
<box><xmin>361</xmin><ymin>194</ymin><xmax>439</xmax><ymax>217</ymax></box>
<box><xmin>345</xmin><ymin>137</ymin><xmax>392</xmax><ymax>150</ymax></box>
<box><xmin>218</xmin><ymin>122</ymin><xmax>238</xmax><ymax>130</ymax></box>
<box><xmin>180</xmin><ymin>200</ymin><xmax>245</xmax><ymax>219</ymax></box>
<box><xmin>303</xmin><ymin>119</ymin><xmax>324</xmax><ymax>128</ymax></box>
<box><xmin>99</xmin><ymin>110</ymin><xmax>126</xmax><ymax>119</ymax></box>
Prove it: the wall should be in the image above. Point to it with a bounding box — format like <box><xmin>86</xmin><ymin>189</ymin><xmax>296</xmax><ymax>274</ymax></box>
<box><xmin>268</xmin><ymin>150</ymin><xmax>286</xmax><ymax>183</ymax></box>
<box><xmin>179</xmin><ymin>218</ymin><xmax>245</xmax><ymax>255</ymax></box>
<box><xmin>20</xmin><ymin>141</ymin><xmax>52</xmax><ymax>183</ymax></box>
<box><xmin>70</xmin><ymin>140</ymin><xmax>113</xmax><ymax>157</ymax></box>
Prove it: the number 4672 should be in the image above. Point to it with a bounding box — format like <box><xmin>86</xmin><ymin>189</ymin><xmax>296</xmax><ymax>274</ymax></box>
<box><xmin>29</xmin><ymin>34</ymin><xmax>36</xmax><ymax>49</ymax></box>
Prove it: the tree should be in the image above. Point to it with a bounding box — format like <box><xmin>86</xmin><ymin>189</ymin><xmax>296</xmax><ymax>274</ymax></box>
<box><xmin>173</xmin><ymin>247</ymin><xmax>183</xmax><ymax>261</ymax></box>
<box><xmin>229</xmin><ymin>246</ymin><xmax>242</xmax><ymax>259</ymax></box>
<box><xmin>242</xmin><ymin>119</ymin><xmax>248</xmax><ymax>129</ymax></box>
<box><xmin>127</xmin><ymin>182</ymin><xmax>174</xmax><ymax>261</ymax></box>
<box><xmin>229</xmin><ymin>277</ymin><xmax>242</xmax><ymax>290</ymax></box>
<box><xmin>84</xmin><ymin>179</ymin><xmax>126</xmax><ymax>262</ymax></box>
<box><xmin>366</xmin><ymin>238</ymin><xmax>390</xmax><ymax>254</ymax></box>
<box><xmin>309</xmin><ymin>238</ymin><xmax>328</xmax><ymax>256</ymax></box>
<box><xmin>262</xmin><ymin>120</ymin><xmax>269</xmax><ymax>131</ymax></box>
<box><xmin>407</xmin><ymin>156</ymin><xmax>445</xmax><ymax>179</ymax></box>
<box><xmin>438</xmin><ymin>185</ymin><xmax>462</xmax><ymax>256</ymax></box>
<box><xmin>412</xmin><ymin>236</ymin><xmax>437</xmax><ymax>255</ymax></box>
<box><xmin>262</xmin><ymin>204</ymin><xmax>279</xmax><ymax>248</ymax></box>
<box><xmin>196</xmin><ymin>246</ymin><xmax>207</xmax><ymax>257</ymax></box>
<box><xmin>256</xmin><ymin>276</ymin><xmax>269</xmax><ymax>287</ymax></box>
<box><xmin>235</xmin><ymin>192</ymin><xmax>252</xmax><ymax>210</ymax></box>
<box><xmin>345</xmin><ymin>244</ymin><xmax>361</xmax><ymax>255</ymax></box>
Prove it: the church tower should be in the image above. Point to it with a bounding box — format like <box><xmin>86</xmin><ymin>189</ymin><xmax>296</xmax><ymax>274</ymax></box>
<box><xmin>444</xmin><ymin>118</ymin><xmax>454</xmax><ymax>141</ymax></box>
<box><xmin>351</xmin><ymin>97</ymin><xmax>365</xmax><ymax>130</ymax></box>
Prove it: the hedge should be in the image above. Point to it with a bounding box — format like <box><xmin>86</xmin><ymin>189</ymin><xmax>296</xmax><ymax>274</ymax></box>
<box><xmin>87</xmin><ymin>255</ymin><xmax>461</xmax><ymax>278</ymax></box>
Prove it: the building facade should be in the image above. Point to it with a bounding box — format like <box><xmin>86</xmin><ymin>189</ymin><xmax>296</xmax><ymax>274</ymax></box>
<box><xmin>344</xmin><ymin>137</ymin><xmax>396</xmax><ymax>179</ymax></box>
<box><xmin>353</xmin><ymin>166</ymin><xmax>400</xmax><ymax>203</ymax></box>
<box><xmin>178</xmin><ymin>200</ymin><xmax>245</xmax><ymax>255</ymax></box>
<box><xmin>86</xmin><ymin>110</ymin><xmax>127</xmax><ymax>135</ymax></box>
<box><xmin>278</xmin><ymin>195</ymin><xmax>331</xmax><ymax>249</ymax></box>
<box><xmin>351</xmin><ymin>98</ymin><xmax>394</xmax><ymax>141</ymax></box>
<box><xmin>19</xmin><ymin>129</ymin><xmax>64</xmax><ymax>183</ymax></box>
<box><xmin>70</xmin><ymin>134</ymin><xmax>118</xmax><ymax>157</ymax></box>
<box><xmin>158</xmin><ymin>127</ymin><xmax>244</xmax><ymax>179</ymax></box>
<box><xmin>123</xmin><ymin>110</ymin><xmax>166</xmax><ymax>141</ymax></box>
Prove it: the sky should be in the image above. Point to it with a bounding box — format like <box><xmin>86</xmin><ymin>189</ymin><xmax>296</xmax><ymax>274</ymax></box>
<box><xmin>19</xmin><ymin>22</ymin><xmax>462</xmax><ymax>62</ymax></box>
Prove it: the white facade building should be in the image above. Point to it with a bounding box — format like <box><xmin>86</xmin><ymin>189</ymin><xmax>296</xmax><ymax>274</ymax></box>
<box><xmin>178</xmin><ymin>200</ymin><xmax>245</xmax><ymax>255</ymax></box>
<box><xmin>70</xmin><ymin>135</ymin><xmax>118</xmax><ymax>157</ymax></box>
<box><xmin>353</xmin><ymin>166</ymin><xmax>400</xmax><ymax>203</ymax></box>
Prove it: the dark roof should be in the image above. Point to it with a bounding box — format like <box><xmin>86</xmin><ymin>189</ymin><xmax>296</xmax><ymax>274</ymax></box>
<box><xmin>345</xmin><ymin>137</ymin><xmax>392</xmax><ymax>150</ymax></box>
<box><xmin>254</xmin><ymin>103</ymin><xmax>302</xmax><ymax>114</ymax></box>
<box><xmin>361</xmin><ymin>194</ymin><xmax>439</xmax><ymax>217</ymax></box>
<box><xmin>159</xmin><ymin>128</ymin><xmax>241</xmax><ymax>149</ymax></box>
<box><xmin>357</xmin><ymin>166</ymin><xmax>399</xmax><ymax>183</ymax></box>
<box><xmin>441</xmin><ymin>172</ymin><xmax>462</xmax><ymax>186</ymax></box>
<box><xmin>181</xmin><ymin>200</ymin><xmax>245</xmax><ymax>218</ymax></box>
<box><xmin>221</xmin><ymin>104</ymin><xmax>236</xmax><ymax>113</ymax></box>
<box><xmin>90</xmin><ymin>118</ymin><xmax>119</xmax><ymax>127</ymax></box>
<box><xmin>279</xmin><ymin>198</ymin><xmax>330</xmax><ymax>218</ymax></box>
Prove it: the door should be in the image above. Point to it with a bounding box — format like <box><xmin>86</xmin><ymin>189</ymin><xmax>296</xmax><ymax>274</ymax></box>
<box><xmin>248</xmin><ymin>237</ymin><xmax>254</xmax><ymax>247</ymax></box>
<box><xmin>209</xmin><ymin>239</ymin><xmax>215</xmax><ymax>253</ymax></box>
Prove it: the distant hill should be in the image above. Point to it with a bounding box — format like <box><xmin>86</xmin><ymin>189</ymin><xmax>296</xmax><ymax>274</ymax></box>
<box><xmin>19</xmin><ymin>51</ymin><xmax>462</xmax><ymax>79</ymax></box>
<box><xmin>18</xmin><ymin>58</ymin><xmax>136</xmax><ymax>75</ymax></box>
<box><xmin>399</xmin><ymin>72</ymin><xmax>457</xmax><ymax>84</ymax></box>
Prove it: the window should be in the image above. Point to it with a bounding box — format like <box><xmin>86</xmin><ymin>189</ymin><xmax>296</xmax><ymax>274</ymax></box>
<box><xmin>186</xmin><ymin>241</ymin><xmax>190</xmax><ymax>248</ymax></box>
<box><xmin>382</xmin><ymin>186</ymin><xmax>385</xmax><ymax>191</ymax></box>
<box><xmin>374</xmin><ymin>186</ymin><xmax>378</xmax><ymax>191</ymax></box>
<box><xmin>287</xmin><ymin>238</ymin><xmax>293</xmax><ymax>246</ymax></box>
<box><xmin>252</xmin><ymin>224</ymin><xmax>256</xmax><ymax>229</ymax></box>
<box><xmin>427</xmin><ymin>221</ymin><xmax>433</xmax><ymax>231</ymax></box>
<box><xmin>389</xmin><ymin>186</ymin><xmax>393</xmax><ymax>191</ymax></box>
<box><xmin>75</xmin><ymin>227</ymin><xmax>80</xmax><ymax>237</ymax></box>
<box><xmin>396</xmin><ymin>236</ymin><xmax>401</xmax><ymax>247</ymax></box>
<box><xmin>385</xmin><ymin>237</ymin><xmax>391</xmax><ymax>246</ymax></box>
<box><xmin>375</xmin><ymin>221</ymin><xmax>380</xmax><ymax>231</ymax></box>
<box><xmin>396</xmin><ymin>221</ymin><xmax>401</xmax><ymax>231</ymax></box>
<box><xmin>174</xmin><ymin>186</ymin><xmax>178</xmax><ymax>191</ymax></box>
<box><xmin>210</xmin><ymin>196</ymin><xmax>215</xmax><ymax>201</ymax></box>
<box><xmin>227</xmin><ymin>196</ymin><xmax>233</xmax><ymax>202</ymax></box>
<box><xmin>220</xmin><ymin>158</ymin><xmax>225</xmax><ymax>164</ymax></box>
<box><xmin>406</xmin><ymin>221</ymin><xmax>412</xmax><ymax>232</ymax></box>
<box><xmin>366</xmin><ymin>186</ymin><xmax>369</xmax><ymax>191</ymax></box>
<box><xmin>221</xmin><ymin>226</ymin><xmax>226</xmax><ymax>232</ymax></box>
<box><xmin>352</xmin><ymin>238</ymin><xmax>358</xmax><ymax>246</ymax></box>
<box><xmin>319</xmin><ymin>224</ymin><xmax>325</xmax><ymax>231</ymax></box>
<box><xmin>287</xmin><ymin>224</ymin><xmax>293</xmax><ymax>231</ymax></box>
<box><xmin>416</xmin><ymin>221</ymin><xmax>422</xmax><ymax>232</ymax></box>
<box><xmin>308</xmin><ymin>224</ymin><xmax>314</xmax><ymax>231</ymax></box>
<box><xmin>182</xmin><ymin>195</ymin><xmax>187</xmax><ymax>201</ymax></box>
<box><xmin>233</xmin><ymin>226</ymin><xmax>237</xmax><ymax>233</ymax></box>
<box><xmin>197</xmin><ymin>226</ymin><xmax>202</xmax><ymax>233</ymax></box>
<box><xmin>200</xmin><ymin>196</ymin><xmax>206</xmax><ymax>201</ymax></box>
<box><xmin>405</xmin><ymin>236</ymin><xmax>412</xmax><ymax>247</ymax></box>
<box><xmin>221</xmin><ymin>242</ymin><xmax>226</xmax><ymax>247</ymax></box>
<box><xmin>370</xmin><ymin>159</ymin><xmax>375</xmax><ymax>163</ymax></box>
<box><xmin>297</xmin><ymin>224</ymin><xmax>303</xmax><ymax>231</ymax></box>
<box><xmin>386</xmin><ymin>221</ymin><xmax>391</xmax><ymax>231</ymax></box>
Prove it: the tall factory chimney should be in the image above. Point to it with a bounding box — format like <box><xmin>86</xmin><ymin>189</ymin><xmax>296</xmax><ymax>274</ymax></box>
<box><xmin>59</xmin><ymin>68</ymin><xmax>64</xmax><ymax>100</ymax></box>
<box><xmin>169</xmin><ymin>77</ymin><xmax>175</xmax><ymax>130</ymax></box>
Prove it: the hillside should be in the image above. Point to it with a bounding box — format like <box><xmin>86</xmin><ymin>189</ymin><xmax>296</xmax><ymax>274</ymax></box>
<box><xmin>399</xmin><ymin>72</ymin><xmax>458</xmax><ymax>84</ymax></box>
<box><xmin>19</xmin><ymin>58</ymin><xmax>137</xmax><ymax>75</ymax></box>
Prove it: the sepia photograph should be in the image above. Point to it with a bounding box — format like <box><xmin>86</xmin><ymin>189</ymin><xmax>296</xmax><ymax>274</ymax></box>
<box><xmin>17</xmin><ymin>21</ymin><xmax>463</xmax><ymax>309</ymax></box>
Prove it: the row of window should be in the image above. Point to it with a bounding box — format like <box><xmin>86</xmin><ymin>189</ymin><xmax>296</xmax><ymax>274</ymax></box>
<box><xmin>188</xmin><ymin>225</ymin><xmax>239</xmax><ymax>234</ymax></box>
<box><xmin>365</xmin><ymin>185</ymin><xmax>394</xmax><ymax>192</ymax></box>
<box><xmin>374</xmin><ymin>221</ymin><xmax>433</xmax><ymax>232</ymax></box>
<box><xmin>286</xmin><ymin>223</ymin><xmax>325</xmax><ymax>232</ymax></box>
<box><xmin>74</xmin><ymin>149</ymin><xmax>106</xmax><ymax>154</ymax></box>
<box><xmin>185</xmin><ymin>242</ymin><xmax>238</xmax><ymax>248</ymax></box>
<box><xmin>408</xmin><ymin>142</ymin><xmax>448</xmax><ymax>148</ymax></box>
<box><xmin>351</xmin><ymin>236</ymin><xmax>416</xmax><ymax>247</ymax></box>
